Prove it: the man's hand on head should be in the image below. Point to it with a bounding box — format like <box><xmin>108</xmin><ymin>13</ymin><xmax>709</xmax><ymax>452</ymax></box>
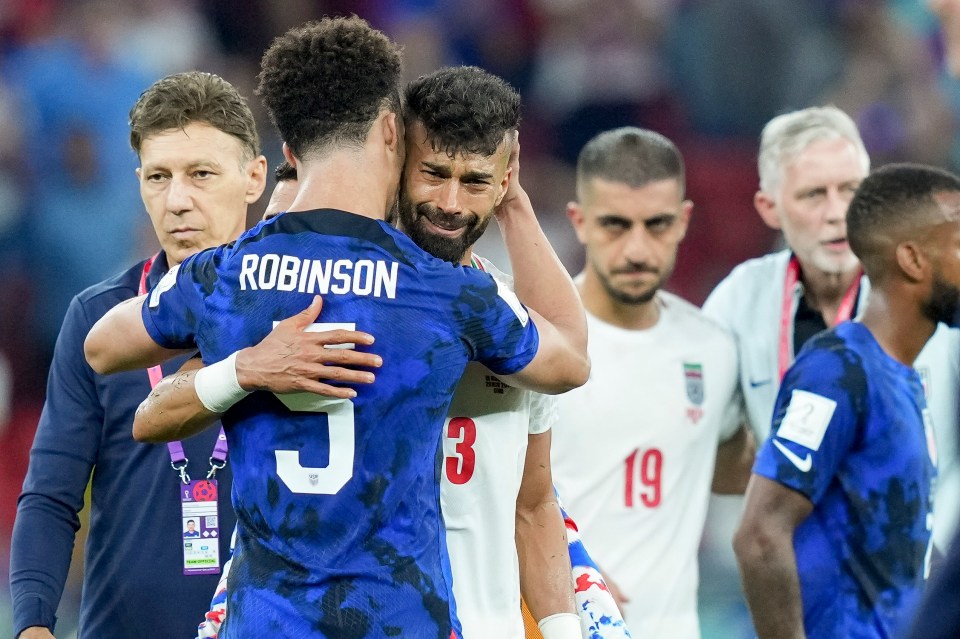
<box><xmin>494</xmin><ymin>130</ymin><xmax>532</xmax><ymax>221</ymax></box>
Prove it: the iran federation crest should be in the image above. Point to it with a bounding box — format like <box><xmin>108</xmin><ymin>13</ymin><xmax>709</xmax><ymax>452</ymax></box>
<box><xmin>683</xmin><ymin>362</ymin><xmax>704</xmax><ymax>405</ymax></box>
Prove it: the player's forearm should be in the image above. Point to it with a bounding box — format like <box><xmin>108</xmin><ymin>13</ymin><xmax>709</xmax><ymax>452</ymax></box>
<box><xmin>85</xmin><ymin>296</ymin><xmax>190</xmax><ymax>374</ymax></box>
<box><xmin>133</xmin><ymin>369</ymin><xmax>220</xmax><ymax>443</ymax></box>
<box><xmin>516</xmin><ymin>496</ymin><xmax>577</xmax><ymax>620</ymax></box>
<box><xmin>733</xmin><ymin>523</ymin><xmax>807</xmax><ymax>639</ymax></box>
<box><xmin>497</xmin><ymin>190</ymin><xmax>587</xmax><ymax>355</ymax></box>
<box><xmin>712</xmin><ymin>424</ymin><xmax>756</xmax><ymax>494</ymax></box>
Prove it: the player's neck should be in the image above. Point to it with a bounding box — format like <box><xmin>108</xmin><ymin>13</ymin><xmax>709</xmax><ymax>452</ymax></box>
<box><xmin>798</xmin><ymin>261</ymin><xmax>860</xmax><ymax>325</ymax></box>
<box><xmin>287</xmin><ymin>151</ymin><xmax>395</xmax><ymax>220</ymax></box>
<box><xmin>578</xmin><ymin>274</ymin><xmax>660</xmax><ymax>330</ymax></box>
<box><xmin>859</xmin><ymin>289</ymin><xmax>936</xmax><ymax>367</ymax></box>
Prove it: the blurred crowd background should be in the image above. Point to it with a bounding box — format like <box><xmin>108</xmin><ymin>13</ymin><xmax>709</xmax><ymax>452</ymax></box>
<box><xmin>0</xmin><ymin>0</ymin><xmax>957</xmax><ymax>636</ymax></box>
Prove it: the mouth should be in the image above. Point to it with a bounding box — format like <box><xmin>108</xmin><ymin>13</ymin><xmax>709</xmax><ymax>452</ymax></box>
<box><xmin>822</xmin><ymin>237</ymin><xmax>850</xmax><ymax>251</ymax></box>
<box><xmin>169</xmin><ymin>228</ymin><xmax>201</xmax><ymax>241</ymax></box>
<box><xmin>421</xmin><ymin>217</ymin><xmax>468</xmax><ymax>238</ymax></box>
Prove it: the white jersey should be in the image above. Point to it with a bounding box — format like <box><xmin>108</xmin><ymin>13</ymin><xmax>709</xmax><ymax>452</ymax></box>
<box><xmin>441</xmin><ymin>256</ymin><xmax>557</xmax><ymax>638</ymax></box>
<box><xmin>703</xmin><ymin>249</ymin><xmax>960</xmax><ymax>547</ymax></box>
<box><xmin>551</xmin><ymin>291</ymin><xmax>741</xmax><ymax>639</ymax></box>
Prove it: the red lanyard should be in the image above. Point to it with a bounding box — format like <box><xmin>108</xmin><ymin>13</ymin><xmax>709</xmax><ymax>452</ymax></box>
<box><xmin>140</xmin><ymin>254</ymin><xmax>228</xmax><ymax>483</ymax></box>
<box><xmin>778</xmin><ymin>255</ymin><xmax>861</xmax><ymax>381</ymax></box>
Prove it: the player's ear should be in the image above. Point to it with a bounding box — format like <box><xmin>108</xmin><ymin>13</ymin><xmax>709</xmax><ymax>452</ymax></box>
<box><xmin>244</xmin><ymin>155</ymin><xmax>268</xmax><ymax>204</ymax></box>
<box><xmin>676</xmin><ymin>199</ymin><xmax>694</xmax><ymax>242</ymax></box>
<box><xmin>895</xmin><ymin>240</ymin><xmax>926</xmax><ymax>283</ymax></box>
<box><xmin>755</xmin><ymin>190</ymin><xmax>781</xmax><ymax>230</ymax></box>
<box><xmin>567</xmin><ymin>201</ymin><xmax>588</xmax><ymax>244</ymax></box>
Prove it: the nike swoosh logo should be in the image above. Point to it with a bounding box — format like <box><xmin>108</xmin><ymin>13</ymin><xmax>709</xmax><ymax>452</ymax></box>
<box><xmin>773</xmin><ymin>439</ymin><xmax>812</xmax><ymax>472</ymax></box>
<box><xmin>749</xmin><ymin>378</ymin><xmax>772</xmax><ymax>388</ymax></box>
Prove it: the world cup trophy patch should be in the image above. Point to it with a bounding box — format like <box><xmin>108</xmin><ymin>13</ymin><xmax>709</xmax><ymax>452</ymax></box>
<box><xmin>684</xmin><ymin>362</ymin><xmax>705</xmax><ymax>424</ymax></box>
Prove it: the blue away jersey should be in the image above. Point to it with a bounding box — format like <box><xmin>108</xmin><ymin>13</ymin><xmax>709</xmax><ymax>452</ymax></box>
<box><xmin>754</xmin><ymin>321</ymin><xmax>936</xmax><ymax>639</ymax></box>
<box><xmin>141</xmin><ymin>209</ymin><xmax>539</xmax><ymax>638</ymax></box>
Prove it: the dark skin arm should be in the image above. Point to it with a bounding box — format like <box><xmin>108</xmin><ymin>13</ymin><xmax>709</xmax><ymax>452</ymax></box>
<box><xmin>133</xmin><ymin>296</ymin><xmax>381</xmax><ymax>443</ymax></box>
<box><xmin>733</xmin><ymin>474</ymin><xmax>813</xmax><ymax>639</ymax></box>
<box><xmin>712</xmin><ymin>423</ymin><xmax>756</xmax><ymax>494</ymax></box>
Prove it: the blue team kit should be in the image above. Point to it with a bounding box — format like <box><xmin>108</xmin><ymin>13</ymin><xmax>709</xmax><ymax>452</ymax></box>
<box><xmin>141</xmin><ymin>209</ymin><xmax>539</xmax><ymax>638</ymax></box>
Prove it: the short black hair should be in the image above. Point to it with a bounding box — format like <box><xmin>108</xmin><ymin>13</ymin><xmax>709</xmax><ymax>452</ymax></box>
<box><xmin>257</xmin><ymin>16</ymin><xmax>402</xmax><ymax>159</ymax></box>
<box><xmin>404</xmin><ymin>66</ymin><xmax>520</xmax><ymax>157</ymax></box>
<box><xmin>848</xmin><ymin>163</ymin><xmax>960</xmax><ymax>281</ymax></box>
<box><xmin>576</xmin><ymin>127</ymin><xmax>685</xmax><ymax>200</ymax></box>
<box><xmin>274</xmin><ymin>161</ymin><xmax>297</xmax><ymax>183</ymax></box>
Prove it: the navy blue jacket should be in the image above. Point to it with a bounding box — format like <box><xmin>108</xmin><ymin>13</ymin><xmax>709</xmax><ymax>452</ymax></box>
<box><xmin>9</xmin><ymin>253</ymin><xmax>235</xmax><ymax>639</ymax></box>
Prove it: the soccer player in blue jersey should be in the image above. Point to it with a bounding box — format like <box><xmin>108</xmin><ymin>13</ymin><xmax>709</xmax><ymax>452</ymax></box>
<box><xmin>734</xmin><ymin>163</ymin><xmax>960</xmax><ymax>639</ymax></box>
<box><xmin>135</xmin><ymin>66</ymin><xmax>625</xmax><ymax>639</ymax></box>
<box><xmin>84</xmin><ymin>17</ymin><xmax>589</xmax><ymax>639</ymax></box>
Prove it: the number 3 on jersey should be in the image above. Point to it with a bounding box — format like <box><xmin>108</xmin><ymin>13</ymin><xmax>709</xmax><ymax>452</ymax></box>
<box><xmin>445</xmin><ymin>417</ymin><xmax>477</xmax><ymax>485</ymax></box>
<box><xmin>625</xmin><ymin>447</ymin><xmax>663</xmax><ymax>508</ymax></box>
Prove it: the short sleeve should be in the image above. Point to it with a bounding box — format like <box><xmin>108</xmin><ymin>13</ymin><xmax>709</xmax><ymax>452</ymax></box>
<box><xmin>452</xmin><ymin>268</ymin><xmax>540</xmax><ymax>376</ymax></box>
<box><xmin>753</xmin><ymin>345</ymin><xmax>864</xmax><ymax>504</ymax></box>
<box><xmin>141</xmin><ymin>249</ymin><xmax>218</xmax><ymax>349</ymax></box>
<box><xmin>527</xmin><ymin>392</ymin><xmax>558</xmax><ymax>435</ymax></box>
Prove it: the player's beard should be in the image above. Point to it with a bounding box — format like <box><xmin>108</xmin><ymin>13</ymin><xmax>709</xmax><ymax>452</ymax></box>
<box><xmin>923</xmin><ymin>270</ymin><xmax>960</xmax><ymax>328</ymax></box>
<box><xmin>397</xmin><ymin>190</ymin><xmax>492</xmax><ymax>264</ymax></box>
<box><xmin>594</xmin><ymin>258</ymin><xmax>669</xmax><ymax>306</ymax></box>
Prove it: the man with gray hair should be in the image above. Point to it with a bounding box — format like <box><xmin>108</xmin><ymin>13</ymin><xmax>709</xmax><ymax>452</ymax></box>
<box><xmin>703</xmin><ymin>105</ymin><xmax>960</xmax><ymax>553</ymax></box>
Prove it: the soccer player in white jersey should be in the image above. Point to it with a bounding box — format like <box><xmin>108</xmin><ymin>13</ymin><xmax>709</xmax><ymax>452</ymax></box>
<box><xmin>701</xmin><ymin>106</ymin><xmax>960</xmax><ymax>554</ymax></box>
<box><xmin>549</xmin><ymin>126</ymin><xmax>756</xmax><ymax>639</ymax></box>
<box><xmin>132</xmin><ymin>67</ymin><xmax>629</xmax><ymax>638</ymax></box>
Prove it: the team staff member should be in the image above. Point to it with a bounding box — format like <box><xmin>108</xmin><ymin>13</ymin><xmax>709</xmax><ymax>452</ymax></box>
<box><xmin>735</xmin><ymin>163</ymin><xmax>957</xmax><ymax>639</ymax></box>
<box><xmin>9</xmin><ymin>72</ymin><xmax>263</xmax><ymax>639</ymax></box>
<box><xmin>702</xmin><ymin>106</ymin><xmax>960</xmax><ymax>551</ymax></box>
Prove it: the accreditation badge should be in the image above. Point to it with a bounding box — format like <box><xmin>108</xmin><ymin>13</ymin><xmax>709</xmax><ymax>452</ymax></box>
<box><xmin>180</xmin><ymin>478</ymin><xmax>221</xmax><ymax>575</ymax></box>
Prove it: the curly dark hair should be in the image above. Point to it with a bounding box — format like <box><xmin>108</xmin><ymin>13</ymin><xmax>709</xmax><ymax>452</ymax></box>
<box><xmin>129</xmin><ymin>71</ymin><xmax>260</xmax><ymax>160</ymax></box>
<box><xmin>257</xmin><ymin>16</ymin><xmax>402</xmax><ymax>158</ymax></box>
<box><xmin>847</xmin><ymin>163</ymin><xmax>960</xmax><ymax>280</ymax></box>
<box><xmin>404</xmin><ymin>66</ymin><xmax>520</xmax><ymax>157</ymax></box>
<box><xmin>274</xmin><ymin>160</ymin><xmax>297</xmax><ymax>183</ymax></box>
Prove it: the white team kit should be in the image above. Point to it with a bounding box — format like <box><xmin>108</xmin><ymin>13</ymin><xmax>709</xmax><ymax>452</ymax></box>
<box><xmin>703</xmin><ymin>249</ymin><xmax>960</xmax><ymax>548</ymax></box>
<box><xmin>551</xmin><ymin>291</ymin><xmax>742</xmax><ymax>639</ymax></box>
<box><xmin>441</xmin><ymin>256</ymin><xmax>557</xmax><ymax>638</ymax></box>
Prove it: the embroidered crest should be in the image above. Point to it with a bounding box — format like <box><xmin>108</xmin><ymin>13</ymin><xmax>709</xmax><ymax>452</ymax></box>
<box><xmin>683</xmin><ymin>362</ymin><xmax>704</xmax><ymax>405</ymax></box>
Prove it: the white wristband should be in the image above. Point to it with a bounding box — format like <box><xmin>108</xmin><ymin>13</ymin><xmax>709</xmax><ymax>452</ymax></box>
<box><xmin>194</xmin><ymin>352</ymin><xmax>250</xmax><ymax>413</ymax></box>
<box><xmin>538</xmin><ymin>612</ymin><xmax>582</xmax><ymax>639</ymax></box>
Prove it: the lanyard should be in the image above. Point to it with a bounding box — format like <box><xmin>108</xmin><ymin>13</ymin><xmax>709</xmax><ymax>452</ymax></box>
<box><xmin>140</xmin><ymin>253</ymin><xmax>228</xmax><ymax>484</ymax></box>
<box><xmin>778</xmin><ymin>255</ymin><xmax>861</xmax><ymax>382</ymax></box>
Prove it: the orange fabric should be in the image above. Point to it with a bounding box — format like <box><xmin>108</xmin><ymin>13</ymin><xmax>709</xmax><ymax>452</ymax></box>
<box><xmin>521</xmin><ymin>598</ymin><xmax>544</xmax><ymax>639</ymax></box>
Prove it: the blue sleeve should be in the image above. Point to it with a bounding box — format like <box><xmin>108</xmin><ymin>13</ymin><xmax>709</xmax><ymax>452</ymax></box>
<box><xmin>452</xmin><ymin>268</ymin><xmax>539</xmax><ymax>375</ymax></box>
<box><xmin>753</xmin><ymin>346</ymin><xmax>863</xmax><ymax>504</ymax></box>
<box><xmin>141</xmin><ymin>250</ymin><xmax>217</xmax><ymax>349</ymax></box>
<box><xmin>10</xmin><ymin>296</ymin><xmax>103</xmax><ymax>636</ymax></box>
